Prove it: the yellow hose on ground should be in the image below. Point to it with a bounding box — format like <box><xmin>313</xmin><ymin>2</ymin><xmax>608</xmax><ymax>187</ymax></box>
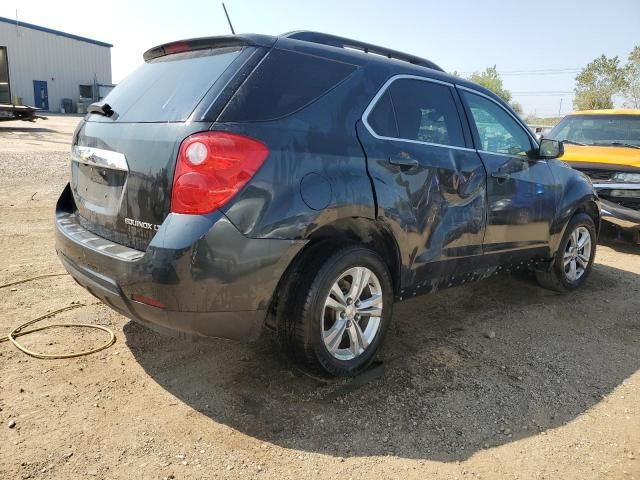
<box><xmin>0</xmin><ymin>304</ymin><xmax>116</xmax><ymax>359</ymax></box>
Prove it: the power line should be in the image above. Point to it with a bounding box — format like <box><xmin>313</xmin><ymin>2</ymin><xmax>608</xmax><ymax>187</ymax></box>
<box><xmin>511</xmin><ymin>91</ymin><xmax>574</xmax><ymax>96</ymax></box>
<box><xmin>458</xmin><ymin>68</ymin><xmax>581</xmax><ymax>76</ymax></box>
<box><xmin>500</xmin><ymin>67</ymin><xmax>581</xmax><ymax>73</ymax></box>
<box><xmin>452</xmin><ymin>68</ymin><xmax>582</xmax><ymax>101</ymax></box>
<box><xmin>501</xmin><ymin>70</ymin><xmax>580</xmax><ymax>76</ymax></box>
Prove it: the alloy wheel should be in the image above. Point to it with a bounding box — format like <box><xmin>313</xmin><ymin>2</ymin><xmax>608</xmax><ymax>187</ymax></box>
<box><xmin>564</xmin><ymin>226</ymin><xmax>592</xmax><ymax>282</ymax></box>
<box><xmin>321</xmin><ymin>266</ymin><xmax>383</xmax><ymax>361</ymax></box>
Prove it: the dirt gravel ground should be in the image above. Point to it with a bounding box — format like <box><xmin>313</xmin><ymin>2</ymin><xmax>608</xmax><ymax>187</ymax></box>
<box><xmin>1</xmin><ymin>115</ymin><xmax>639</xmax><ymax>480</ymax></box>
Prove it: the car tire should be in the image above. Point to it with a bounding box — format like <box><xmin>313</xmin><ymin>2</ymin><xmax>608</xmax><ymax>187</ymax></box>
<box><xmin>536</xmin><ymin>212</ymin><xmax>597</xmax><ymax>292</ymax></box>
<box><xmin>277</xmin><ymin>244</ymin><xmax>394</xmax><ymax>377</ymax></box>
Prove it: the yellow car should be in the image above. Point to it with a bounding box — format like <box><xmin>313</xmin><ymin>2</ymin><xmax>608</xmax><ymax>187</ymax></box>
<box><xmin>545</xmin><ymin>109</ymin><xmax>640</xmax><ymax>241</ymax></box>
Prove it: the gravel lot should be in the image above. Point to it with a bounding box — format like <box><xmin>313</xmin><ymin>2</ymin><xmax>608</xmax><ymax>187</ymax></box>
<box><xmin>1</xmin><ymin>115</ymin><xmax>639</xmax><ymax>479</ymax></box>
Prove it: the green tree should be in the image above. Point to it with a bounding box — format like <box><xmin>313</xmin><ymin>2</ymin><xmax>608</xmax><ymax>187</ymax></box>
<box><xmin>468</xmin><ymin>66</ymin><xmax>524</xmax><ymax>114</ymax></box>
<box><xmin>623</xmin><ymin>46</ymin><xmax>640</xmax><ymax>108</ymax></box>
<box><xmin>574</xmin><ymin>54</ymin><xmax>627</xmax><ymax>110</ymax></box>
<box><xmin>511</xmin><ymin>101</ymin><xmax>524</xmax><ymax>115</ymax></box>
<box><xmin>468</xmin><ymin>65</ymin><xmax>512</xmax><ymax>103</ymax></box>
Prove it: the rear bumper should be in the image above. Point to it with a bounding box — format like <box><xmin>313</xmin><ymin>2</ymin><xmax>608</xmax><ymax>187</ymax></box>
<box><xmin>55</xmin><ymin>184</ymin><xmax>305</xmax><ymax>341</ymax></box>
<box><xmin>57</xmin><ymin>252</ymin><xmax>270</xmax><ymax>340</ymax></box>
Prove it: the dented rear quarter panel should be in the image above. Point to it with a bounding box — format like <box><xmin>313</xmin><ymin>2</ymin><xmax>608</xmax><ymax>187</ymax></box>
<box><xmin>220</xmin><ymin>66</ymin><xmax>380</xmax><ymax>239</ymax></box>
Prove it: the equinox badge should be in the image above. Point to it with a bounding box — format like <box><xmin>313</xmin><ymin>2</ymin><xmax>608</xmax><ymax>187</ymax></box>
<box><xmin>125</xmin><ymin>217</ymin><xmax>160</xmax><ymax>231</ymax></box>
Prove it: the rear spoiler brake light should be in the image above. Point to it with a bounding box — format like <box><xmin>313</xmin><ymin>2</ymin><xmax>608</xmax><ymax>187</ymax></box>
<box><xmin>143</xmin><ymin>34</ymin><xmax>275</xmax><ymax>62</ymax></box>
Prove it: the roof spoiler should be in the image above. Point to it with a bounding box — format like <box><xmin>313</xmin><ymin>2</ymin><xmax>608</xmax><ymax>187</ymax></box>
<box><xmin>143</xmin><ymin>34</ymin><xmax>275</xmax><ymax>62</ymax></box>
<box><xmin>282</xmin><ymin>31</ymin><xmax>444</xmax><ymax>72</ymax></box>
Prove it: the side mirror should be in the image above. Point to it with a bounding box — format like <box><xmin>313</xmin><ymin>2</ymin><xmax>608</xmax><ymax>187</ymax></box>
<box><xmin>538</xmin><ymin>138</ymin><xmax>564</xmax><ymax>159</ymax></box>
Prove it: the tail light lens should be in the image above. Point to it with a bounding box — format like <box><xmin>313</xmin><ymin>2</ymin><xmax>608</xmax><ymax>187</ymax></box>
<box><xmin>171</xmin><ymin>132</ymin><xmax>269</xmax><ymax>215</ymax></box>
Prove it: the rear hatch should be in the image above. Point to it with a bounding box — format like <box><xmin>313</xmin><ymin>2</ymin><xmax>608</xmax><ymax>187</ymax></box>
<box><xmin>71</xmin><ymin>40</ymin><xmax>268</xmax><ymax>250</ymax></box>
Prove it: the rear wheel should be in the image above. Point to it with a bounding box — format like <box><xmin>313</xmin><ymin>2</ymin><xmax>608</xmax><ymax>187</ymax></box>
<box><xmin>536</xmin><ymin>213</ymin><xmax>596</xmax><ymax>292</ymax></box>
<box><xmin>277</xmin><ymin>244</ymin><xmax>393</xmax><ymax>377</ymax></box>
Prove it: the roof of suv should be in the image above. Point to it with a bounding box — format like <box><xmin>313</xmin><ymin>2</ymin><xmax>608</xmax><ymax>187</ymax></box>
<box><xmin>281</xmin><ymin>31</ymin><xmax>444</xmax><ymax>72</ymax></box>
<box><xmin>145</xmin><ymin>30</ymin><xmax>443</xmax><ymax>71</ymax></box>
<box><xmin>143</xmin><ymin>31</ymin><xmax>507</xmax><ymax>108</ymax></box>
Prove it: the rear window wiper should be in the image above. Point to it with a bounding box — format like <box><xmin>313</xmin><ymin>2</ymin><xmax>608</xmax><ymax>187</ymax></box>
<box><xmin>561</xmin><ymin>139</ymin><xmax>587</xmax><ymax>146</ymax></box>
<box><xmin>88</xmin><ymin>102</ymin><xmax>116</xmax><ymax>118</ymax></box>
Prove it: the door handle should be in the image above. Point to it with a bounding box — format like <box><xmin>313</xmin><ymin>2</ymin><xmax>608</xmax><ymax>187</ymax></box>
<box><xmin>491</xmin><ymin>168</ymin><xmax>510</xmax><ymax>180</ymax></box>
<box><xmin>389</xmin><ymin>157</ymin><xmax>419</xmax><ymax>169</ymax></box>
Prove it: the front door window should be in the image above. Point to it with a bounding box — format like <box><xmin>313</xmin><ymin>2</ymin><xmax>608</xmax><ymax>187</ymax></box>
<box><xmin>463</xmin><ymin>91</ymin><xmax>532</xmax><ymax>157</ymax></box>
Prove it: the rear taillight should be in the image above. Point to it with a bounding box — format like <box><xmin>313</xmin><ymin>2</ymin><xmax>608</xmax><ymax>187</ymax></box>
<box><xmin>171</xmin><ymin>132</ymin><xmax>269</xmax><ymax>215</ymax></box>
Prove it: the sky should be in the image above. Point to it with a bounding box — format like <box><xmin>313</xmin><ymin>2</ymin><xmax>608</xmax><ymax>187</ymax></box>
<box><xmin>1</xmin><ymin>0</ymin><xmax>638</xmax><ymax>117</ymax></box>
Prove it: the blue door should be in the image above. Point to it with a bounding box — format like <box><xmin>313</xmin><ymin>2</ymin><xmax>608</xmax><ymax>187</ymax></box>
<box><xmin>357</xmin><ymin>77</ymin><xmax>487</xmax><ymax>289</ymax></box>
<box><xmin>33</xmin><ymin>80</ymin><xmax>49</xmax><ymax>110</ymax></box>
<box><xmin>460</xmin><ymin>89</ymin><xmax>559</xmax><ymax>252</ymax></box>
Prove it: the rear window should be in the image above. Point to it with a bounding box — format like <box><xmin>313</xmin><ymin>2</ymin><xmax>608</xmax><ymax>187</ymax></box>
<box><xmin>220</xmin><ymin>49</ymin><xmax>357</xmax><ymax>122</ymax></box>
<box><xmin>91</xmin><ymin>47</ymin><xmax>244</xmax><ymax>123</ymax></box>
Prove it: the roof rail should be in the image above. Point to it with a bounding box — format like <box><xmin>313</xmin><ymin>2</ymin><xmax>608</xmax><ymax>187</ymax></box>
<box><xmin>281</xmin><ymin>31</ymin><xmax>444</xmax><ymax>72</ymax></box>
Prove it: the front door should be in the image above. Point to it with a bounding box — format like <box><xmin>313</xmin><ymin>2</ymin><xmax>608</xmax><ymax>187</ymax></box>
<box><xmin>357</xmin><ymin>76</ymin><xmax>487</xmax><ymax>291</ymax></box>
<box><xmin>33</xmin><ymin>80</ymin><xmax>48</xmax><ymax>110</ymax></box>
<box><xmin>460</xmin><ymin>89</ymin><xmax>558</xmax><ymax>253</ymax></box>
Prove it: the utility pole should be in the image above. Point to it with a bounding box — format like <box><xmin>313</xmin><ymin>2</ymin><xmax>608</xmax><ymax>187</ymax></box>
<box><xmin>558</xmin><ymin>98</ymin><xmax>563</xmax><ymax>117</ymax></box>
<box><xmin>222</xmin><ymin>3</ymin><xmax>235</xmax><ymax>35</ymax></box>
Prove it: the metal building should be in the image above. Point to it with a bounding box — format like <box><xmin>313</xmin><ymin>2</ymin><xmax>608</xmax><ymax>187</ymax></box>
<box><xmin>0</xmin><ymin>16</ymin><xmax>112</xmax><ymax>112</ymax></box>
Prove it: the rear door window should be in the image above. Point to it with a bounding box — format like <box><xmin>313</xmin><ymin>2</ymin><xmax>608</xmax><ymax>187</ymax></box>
<box><xmin>366</xmin><ymin>78</ymin><xmax>466</xmax><ymax>148</ymax></box>
<box><xmin>367</xmin><ymin>91</ymin><xmax>398</xmax><ymax>138</ymax></box>
<box><xmin>92</xmin><ymin>47</ymin><xmax>244</xmax><ymax>123</ymax></box>
<box><xmin>220</xmin><ymin>49</ymin><xmax>357</xmax><ymax>122</ymax></box>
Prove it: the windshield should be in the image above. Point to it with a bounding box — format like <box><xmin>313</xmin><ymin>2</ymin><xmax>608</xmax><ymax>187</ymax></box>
<box><xmin>547</xmin><ymin>114</ymin><xmax>640</xmax><ymax>147</ymax></box>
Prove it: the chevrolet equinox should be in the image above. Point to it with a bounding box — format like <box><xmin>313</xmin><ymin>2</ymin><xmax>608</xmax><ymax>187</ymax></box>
<box><xmin>55</xmin><ymin>31</ymin><xmax>600</xmax><ymax>376</ymax></box>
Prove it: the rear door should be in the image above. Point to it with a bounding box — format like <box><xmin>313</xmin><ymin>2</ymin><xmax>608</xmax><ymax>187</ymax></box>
<box><xmin>357</xmin><ymin>75</ymin><xmax>487</xmax><ymax>288</ymax></box>
<box><xmin>460</xmin><ymin>88</ymin><xmax>558</xmax><ymax>253</ymax></box>
<box><xmin>71</xmin><ymin>46</ymin><xmax>258</xmax><ymax>250</ymax></box>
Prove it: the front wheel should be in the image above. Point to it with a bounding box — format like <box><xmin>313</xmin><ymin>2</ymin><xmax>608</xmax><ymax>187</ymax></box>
<box><xmin>536</xmin><ymin>213</ymin><xmax>596</xmax><ymax>292</ymax></box>
<box><xmin>277</xmin><ymin>245</ymin><xmax>394</xmax><ymax>377</ymax></box>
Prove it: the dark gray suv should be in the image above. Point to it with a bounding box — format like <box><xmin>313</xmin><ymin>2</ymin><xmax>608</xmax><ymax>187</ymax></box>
<box><xmin>55</xmin><ymin>32</ymin><xmax>599</xmax><ymax>376</ymax></box>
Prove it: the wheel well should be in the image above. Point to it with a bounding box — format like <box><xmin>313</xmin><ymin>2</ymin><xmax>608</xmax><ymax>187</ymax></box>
<box><xmin>265</xmin><ymin>218</ymin><xmax>401</xmax><ymax>329</ymax></box>
<box><xmin>575</xmin><ymin>200</ymin><xmax>601</xmax><ymax>236</ymax></box>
